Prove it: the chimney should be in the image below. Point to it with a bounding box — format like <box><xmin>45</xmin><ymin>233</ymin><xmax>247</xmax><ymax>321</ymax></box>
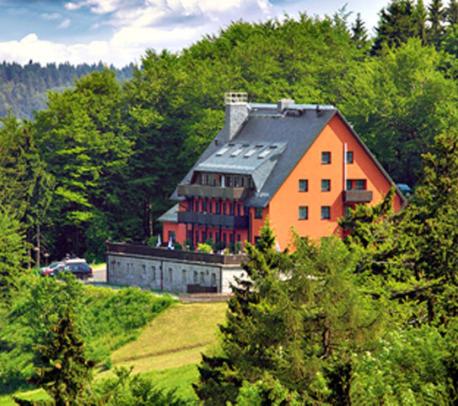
<box><xmin>277</xmin><ymin>98</ymin><xmax>295</xmax><ymax>112</ymax></box>
<box><xmin>223</xmin><ymin>92</ymin><xmax>249</xmax><ymax>142</ymax></box>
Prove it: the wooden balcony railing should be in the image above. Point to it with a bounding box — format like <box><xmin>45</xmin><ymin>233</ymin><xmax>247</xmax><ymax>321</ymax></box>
<box><xmin>177</xmin><ymin>211</ymin><xmax>248</xmax><ymax>229</ymax></box>
<box><xmin>344</xmin><ymin>190</ymin><xmax>373</xmax><ymax>203</ymax></box>
<box><xmin>177</xmin><ymin>184</ymin><xmax>247</xmax><ymax>200</ymax></box>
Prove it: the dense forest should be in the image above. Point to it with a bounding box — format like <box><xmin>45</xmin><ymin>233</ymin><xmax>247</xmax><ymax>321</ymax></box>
<box><xmin>0</xmin><ymin>61</ymin><xmax>134</xmax><ymax>118</ymax></box>
<box><xmin>1</xmin><ymin>0</ymin><xmax>456</xmax><ymax>262</ymax></box>
<box><xmin>0</xmin><ymin>0</ymin><xmax>457</xmax><ymax>402</ymax></box>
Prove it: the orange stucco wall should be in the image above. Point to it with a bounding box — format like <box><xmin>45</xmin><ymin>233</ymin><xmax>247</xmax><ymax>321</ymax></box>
<box><xmin>249</xmin><ymin>207</ymin><xmax>269</xmax><ymax>243</ymax></box>
<box><xmin>162</xmin><ymin>221</ymin><xmax>186</xmax><ymax>245</ymax></box>
<box><xmin>268</xmin><ymin>114</ymin><xmax>402</xmax><ymax>250</ymax></box>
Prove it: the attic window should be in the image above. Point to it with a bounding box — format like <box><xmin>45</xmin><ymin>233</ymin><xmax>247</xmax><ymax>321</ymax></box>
<box><xmin>216</xmin><ymin>146</ymin><xmax>230</xmax><ymax>156</ymax></box>
<box><xmin>258</xmin><ymin>149</ymin><xmax>272</xmax><ymax>159</ymax></box>
<box><xmin>231</xmin><ymin>148</ymin><xmax>243</xmax><ymax>157</ymax></box>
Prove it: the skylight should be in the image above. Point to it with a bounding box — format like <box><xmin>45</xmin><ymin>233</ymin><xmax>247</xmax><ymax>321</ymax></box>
<box><xmin>231</xmin><ymin>148</ymin><xmax>243</xmax><ymax>157</ymax></box>
<box><xmin>216</xmin><ymin>146</ymin><xmax>230</xmax><ymax>156</ymax></box>
<box><xmin>244</xmin><ymin>148</ymin><xmax>257</xmax><ymax>158</ymax></box>
<box><xmin>258</xmin><ymin>149</ymin><xmax>272</xmax><ymax>159</ymax></box>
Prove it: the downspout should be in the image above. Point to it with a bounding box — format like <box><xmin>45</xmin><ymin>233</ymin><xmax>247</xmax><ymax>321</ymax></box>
<box><xmin>343</xmin><ymin>142</ymin><xmax>348</xmax><ymax>192</ymax></box>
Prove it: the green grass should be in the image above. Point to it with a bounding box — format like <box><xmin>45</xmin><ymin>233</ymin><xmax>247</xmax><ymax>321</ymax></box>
<box><xmin>83</xmin><ymin>285</ymin><xmax>175</xmax><ymax>364</ymax></box>
<box><xmin>1</xmin><ymin>299</ymin><xmax>226</xmax><ymax>404</ymax></box>
<box><xmin>145</xmin><ymin>364</ymin><xmax>199</xmax><ymax>402</ymax></box>
<box><xmin>108</xmin><ymin>302</ymin><xmax>226</xmax><ymax>373</ymax></box>
<box><xmin>0</xmin><ymin>283</ymin><xmax>175</xmax><ymax>398</ymax></box>
<box><xmin>0</xmin><ymin>389</ymin><xmax>50</xmax><ymax>406</ymax></box>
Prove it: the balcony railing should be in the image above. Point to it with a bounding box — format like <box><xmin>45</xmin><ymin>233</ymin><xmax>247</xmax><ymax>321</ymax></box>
<box><xmin>177</xmin><ymin>184</ymin><xmax>247</xmax><ymax>200</ymax></box>
<box><xmin>177</xmin><ymin>211</ymin><xmax>248</xmax><ymax>229</ymax></box>
<box><xmin>344</xmin><ymin>190</ymin><xmax>373</xmax><ymax>203</ymax></box>
<box><xmin>106</xmin><ymin>242</ymin><xmax>245</xmax><ymax>265</ymax></box>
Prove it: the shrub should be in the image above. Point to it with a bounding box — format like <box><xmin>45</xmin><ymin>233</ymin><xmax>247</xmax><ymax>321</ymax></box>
<box><xmin>197</xmin><ymin>243</ymin><xmax>213</xmax><ymax>254</ymax></box>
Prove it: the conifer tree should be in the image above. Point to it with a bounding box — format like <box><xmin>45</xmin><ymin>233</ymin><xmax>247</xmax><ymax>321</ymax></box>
<box><xmin>194</xmin><ymin>221</ymin><xmax>281</xmax><ymax>404</ymax></box>
<box><xmin>195</xmin><ymin>224</ymin><xmax>382</xmax><ymax>404</ymax></box>
<box><xmin>414</xmin><ymin>0</ymin><xmax>428</xmax><ymax>43</ymax></box>
<box><xmin>399</xmin><ymin>131</ymin><xmax>458</xmax><ymax>323</ymax></box>
<box><xmin>428</xmin><ymin>0</ymin><xmax>447</xmax><ymax>48</ymax></box>
<box><xmin>351</xmin><ymin>13</ymin><xmax>369</xmax><ymax>49</ymax></box>
<box><xmin>372</xmin><ymin>0</ymin><xmax>418</xmax><ymax>53</ymax></box>
<box><xmin>30</xmin><ymin>274</ymin><xmax>94</xmax><ymax>405</ymax></box>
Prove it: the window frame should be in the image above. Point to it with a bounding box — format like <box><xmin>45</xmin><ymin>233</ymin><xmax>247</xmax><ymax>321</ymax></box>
<box><xmin>321</xmin><ymin>151</ymin><xmax>331</xmax><ymax>165</ymax></box>
<box><xmin>355</xmin><ymin>179</ymin><xmax>367</xmax><ymax>190</ymax></box>
<box><xmin>254</xmin><ymin>207</ymin><xmax>263</xmax><ymax>219</ymax></box>
<box><xmin>321</xmin><ymin>179</ymin><xmax>331</xmax><ymax>192</ymax></box>
<box><xmin>298</xmin><ymin>206</ymin><xmax>309</xmax><ymax>220</ymax></box>
<box><xmin>346</xmin><ymin>151</ymin><xmax>354</xmax><ymax>164</ymax></box>
<box><xmin>321</xmin><ymin>206</ymin><xmax>331</xmax><ymax>220</ymax></box>
<box><xmin>298</xmin><ymin>179</ymin><xmax>308</xmax><ymax>192</ymax></box>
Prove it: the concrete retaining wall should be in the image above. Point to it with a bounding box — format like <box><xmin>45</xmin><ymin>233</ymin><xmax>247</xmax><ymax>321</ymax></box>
<box><xmin>107</xmin><ymin>253</ymin><xmax>245</xmax><ymax>294</ymax></box>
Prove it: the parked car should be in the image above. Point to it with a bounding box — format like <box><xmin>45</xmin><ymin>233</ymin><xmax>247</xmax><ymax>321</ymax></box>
<box><xmin>40</xmin><ymin>261</ymin><xmax>64</xmax><ymax>277</ymax></box>
<box><xmin>41</xmin><ymin>258</ymin><xmax>93</xmax><ymax>280</ymax></box>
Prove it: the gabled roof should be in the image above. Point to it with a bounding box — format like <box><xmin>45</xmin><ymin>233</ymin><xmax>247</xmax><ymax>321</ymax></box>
<box><xmin>171</xmin><ymin>102</ymin><xmax>403</xmax><ymax>208</ymax></box>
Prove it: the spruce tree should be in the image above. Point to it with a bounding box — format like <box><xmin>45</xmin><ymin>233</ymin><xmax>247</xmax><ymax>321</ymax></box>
<box><xmin>428</xmin><ymin>0</ymin><xmax>447</xmax><ymax>48</ymax></box>
<box><xmin>351</xmin><ymin>13</ymin><xmax>369</xmax><ymax>49</ymax></box>
<box><xmin>414</xmin><ymin>0</ymin><xmax>428</xmax><ymax>43</ymax></box>
<box><xmin>30</xmin><ymin>274</ymin><xmax>94</xmax><ymax>405</ymax></box>
<box><xmin>399</xmin><ymin>131</ymin><xmax>458</xmax><ymax>323</ymax></box>
<box><xmin>194</xmin><ymin>221</ymin><xmax>287</xmax><ymax>404</ymax></box>
<box><xmin>372</xmin><ymin>0</ymin><xmax>418</xmax><ymax>53</ymax></box>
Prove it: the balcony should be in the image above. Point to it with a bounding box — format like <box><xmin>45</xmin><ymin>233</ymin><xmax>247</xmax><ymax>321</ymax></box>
<box><xmin>177</xmin><ymin>184</ymin><xmax>247</xmax><ymax>200</ymax></box>
<box><xmin>177</xmin><ymin>211</ymin><xmax>249</xmax><ymax>229</ymax></box>
<box><xmin>344</xmin><ymin>190</ymin><xmax>373</xmax><ymax>204</ymax></box>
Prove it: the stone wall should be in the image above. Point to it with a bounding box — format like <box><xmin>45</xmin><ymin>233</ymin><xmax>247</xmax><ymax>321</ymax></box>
<box><xmin>107</xmin><ymin>253</ymin><xmax>244</xmax><ymax>293</ymax></box>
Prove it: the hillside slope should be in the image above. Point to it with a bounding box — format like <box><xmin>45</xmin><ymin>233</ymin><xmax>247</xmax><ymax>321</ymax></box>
<box><xmin>110</xmin><ymin>302</ymin><xmax>227</xmax><ymax>373</ymax></box>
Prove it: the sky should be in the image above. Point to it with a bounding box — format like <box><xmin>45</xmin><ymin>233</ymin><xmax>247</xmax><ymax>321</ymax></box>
<box><xmin>0</xmin><ymin>0</ymin><xmax>392</xmax><ymax>67</ymax></box>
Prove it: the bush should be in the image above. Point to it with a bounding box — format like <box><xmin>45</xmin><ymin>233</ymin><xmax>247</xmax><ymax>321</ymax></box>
<box><xmin>197</xmin><ymin>243</ymin><xmax>213</xmax><ymax>254</ymax></box>
<box><xmin>146</xmin><ymin>236</ymin><xmax>158</xmax><ymax>247</ymax></box>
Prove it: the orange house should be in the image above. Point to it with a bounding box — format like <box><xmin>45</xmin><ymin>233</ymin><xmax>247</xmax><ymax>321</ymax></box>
<box><xmin>158</xmin><ymin>94</ymin><xmax>404</xmax><ymax>250</ymax></box>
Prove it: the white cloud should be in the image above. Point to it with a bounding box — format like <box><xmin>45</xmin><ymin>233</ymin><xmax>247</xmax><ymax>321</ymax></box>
<box><xmin>58</xmin><ymin>18</ymin><xmax>72</xmax><ymax>29</ymax></box>
<box><xmin>0</xmin><ymin>0</ymin><xmax>276</xmax><ymax>66</ymax></box>
<box><xmin>41</xmin><ymin>12</ymin><xmax>62</xmax><ymax>21</ymax></box>
<box><xmin>65</xmin><ymin>0</ymin><xmax>123</xmax><ymax>14</ymax></box>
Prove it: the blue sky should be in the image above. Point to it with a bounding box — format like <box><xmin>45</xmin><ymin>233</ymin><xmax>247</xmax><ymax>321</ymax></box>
<box><xmin>0</xmin><ymin>0</ymin><xmax>393</xmax><ymax>66</ymax></box>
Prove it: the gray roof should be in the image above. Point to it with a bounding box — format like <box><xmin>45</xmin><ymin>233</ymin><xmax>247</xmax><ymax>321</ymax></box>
<box><xmin>195</xmin><ymin>142</ymin><xmax>287</xmax><ymax>191</ymax></box>
<box><xmin>170</xmin><ymin>102</ymin><xmax>403</xmax><ymax>208</ymax></box>
<box><xmin>157</xmin><ymin>203</ymin><xmax>179</xmax><ymax>223</ymax></box>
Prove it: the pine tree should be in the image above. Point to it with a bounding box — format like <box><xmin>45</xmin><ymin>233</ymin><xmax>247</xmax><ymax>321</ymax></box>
<box><xmin>30</xmin><ymin>274</ymin><xmax>94</xmax><ymax>405</ymax></box>
<box><xmin>372</xmin><ymin>0</ymin><xmax>418</xmax><ymax>53</ymax></box>
<box><xmin>351</xmin><ymin>13</ymin><xmax>369</xmax><ymax>49</ymax></box>
<box><xmin>428</xmin><ymin>0</ymin><xmax>447</xmax><ymax>48</ymax></box>
<box><xmin>33</xmin><ymin>309</ymin><xmax>93</xmax><ymax>405</ymax></box>
<box><xmin>195</xmin><ymin>221</ymin><xmax>287</xmax><ymax>404</ymax></box>
<box><xmin>399</xmin><ymin>131</ymin><xmax>458</xmax><ymax>323</ymax></box>
<box><xmin>195</xmin><ymin>224</ymin><xmax>382</xmax><ymax>404</ymax></box>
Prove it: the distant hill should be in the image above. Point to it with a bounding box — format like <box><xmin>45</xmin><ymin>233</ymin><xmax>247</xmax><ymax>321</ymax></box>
<box><xmin>0</xmin><ymin>61</ymin><xmax>135</xmax><ymax>119</ymax></box>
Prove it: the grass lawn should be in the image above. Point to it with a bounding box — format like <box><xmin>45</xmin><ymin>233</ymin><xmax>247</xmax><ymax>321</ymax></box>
<box><xmin>4</xmin><ymin>301</ymin><xmax>227</xmax><ymax>404</ymax></box>
<box><xmin>108</xmin><ymin>302</ymin><xmax>227</xmax><ymax>373</ymax></box>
